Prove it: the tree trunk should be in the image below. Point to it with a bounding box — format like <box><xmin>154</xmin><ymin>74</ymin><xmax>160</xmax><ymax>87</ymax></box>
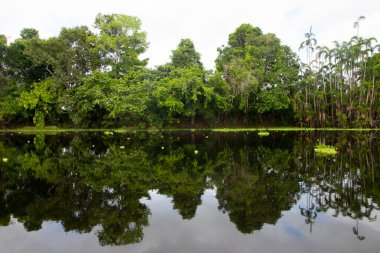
<box><xmin>191</xmin><ymin>115</ymin><xmax>195</xmax><ymax>128</ymax></box>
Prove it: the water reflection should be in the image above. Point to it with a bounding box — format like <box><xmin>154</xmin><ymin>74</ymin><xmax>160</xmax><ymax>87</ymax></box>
<box><xmin>0</xmin><ymin>131</ymin><xmax>379</xmax><ymax>248</ymax></box>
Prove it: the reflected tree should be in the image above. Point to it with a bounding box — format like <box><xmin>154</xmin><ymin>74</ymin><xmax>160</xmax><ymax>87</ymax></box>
<box><xmin>0</xmin><ymin>131</ymin><xmax>379</xmax><ymax>244</ymax></box>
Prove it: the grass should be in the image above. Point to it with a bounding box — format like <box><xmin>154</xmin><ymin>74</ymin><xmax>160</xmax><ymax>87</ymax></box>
<box><xmin>314</xmin><ymin>143</ymin><xmax>338</xmax><ymax>156</ymax></box>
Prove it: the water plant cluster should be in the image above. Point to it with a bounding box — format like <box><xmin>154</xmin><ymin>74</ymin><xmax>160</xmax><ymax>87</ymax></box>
<box><xmin>314</xmin><ymin>143</ymin><xmax>338</xmax><ymax>155</ymax></box>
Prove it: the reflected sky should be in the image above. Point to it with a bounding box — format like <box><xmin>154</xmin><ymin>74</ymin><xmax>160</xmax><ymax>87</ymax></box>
<box><xmin>1</xmin><ymin>131</ymin><xmax>380</xmax><ymax>252</ymax></box>
<box><xmin>1</xmin><ymin>189</ymin><xmax>379</xmax><ymax>253</ymax></box>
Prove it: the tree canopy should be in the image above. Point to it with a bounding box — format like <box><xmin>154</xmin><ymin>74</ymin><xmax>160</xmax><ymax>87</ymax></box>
<box><xmin>0</xmin><ymin>14</ymin><xmax>379</xmax><ymax>128</ymax></box>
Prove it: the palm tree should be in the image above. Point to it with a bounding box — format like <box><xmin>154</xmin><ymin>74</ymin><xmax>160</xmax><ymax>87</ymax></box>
<box><xmin>299</xmin><ymin>27</ymin><xmax>317</xmax><ymax>63</ymax></box>
<box><xmin>353</xmin><ymin>16</ymin><xmax>366</xmax><ymax>38</ymax></box>
<box><xmin>299</xmin><ymin>27</ymin><xmax>318</xmax><ymax>126</ymax></box>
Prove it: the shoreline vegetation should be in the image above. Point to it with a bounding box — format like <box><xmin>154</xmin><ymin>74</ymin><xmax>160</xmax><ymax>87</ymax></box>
<box><xmin>1</xmin><ymin>126</ymin><xmax>380</xmax><ymax>133</ymax></box>
<box><xmin>1</xmin><ymin>14</ymin><xmax>380</xmax><ymax>129</ymax></box>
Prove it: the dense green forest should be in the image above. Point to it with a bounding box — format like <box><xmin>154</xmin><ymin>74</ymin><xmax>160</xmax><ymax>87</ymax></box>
<box><xmin>0</xmin><ymin>14</ymin><xmax>379</xmax><ymax>128</ymax></box>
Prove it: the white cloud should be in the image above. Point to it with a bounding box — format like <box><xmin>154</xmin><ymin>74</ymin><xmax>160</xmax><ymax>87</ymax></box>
<box><xmin>1</xmin><ymin>0</ymin><xmax>379</xmax><ymax>69</ymax></box>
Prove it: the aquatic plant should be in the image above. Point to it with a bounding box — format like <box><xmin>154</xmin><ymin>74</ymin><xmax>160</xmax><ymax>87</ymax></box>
<box><xmin>314</xmin><ymin>143</ymin><xmax>337</xmax><ymax>155</ymax></box>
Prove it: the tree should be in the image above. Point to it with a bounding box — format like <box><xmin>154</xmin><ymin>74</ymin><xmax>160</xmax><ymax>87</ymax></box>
<box><xmin>353</xmin><ymin>16</ymin><xmax>366</xmax><ymax>37</ymax></box>
<box><xmin>202</xmin><ymin>71</ymin><xmax>233</xmax><ymax>125</ymax></box>
<box><xmin>73</xmin><ymin>70</ymin><xmax>148</xmax><ymax>127</ymax></box>
<box><xmin>49</xmin><ymin>26</ymin><xmax>100</xmax><ymax>89</ymax></box>
<box><xmin>171</xmin><ymin>38</ymin><xmax>203</xmax><ymax>69</ymax></box>
<box><xmin>94</xmin><ymin>13</ymin><xmax>148</xmax><ymax>77</ymax></box>
<box><xmin>18</xmin><ymin>78</ymin><xmax>59</xmax><ymax>128</ymax></box>
<box><xmin>0</xmin><ymin>34</ymin><xmax>8</xmax><ymax>88</ymax></box>
<box><xmin>295</xmin><ymin>18</ymin><xmax>380</xmax><ymax>127</ymax></box>
<box><xmin>20</xmin><ymin>28</ymin><xmax>39</xmax><ymax>40</ymax></box>
<box><xmin>152</xmin><ymin>39</ymin><xmax>211</xmax><ymax>127</ymax></box>
<box><xmin>4</xmin><ymin>33</ymin><xmax>51</xmax><ymax>86</ymax></box>
<box><xmin>216</xmin><ymin>24</ymin><xmax>300</xmax><ymax>123</ymax></box>
<box><xmin>0</xmin><ymin>35</ymin><xmax>21</xmax><ymax>124</ymax></box>
<box><xmin>364</xmin><ymin>52</ymin><xmax>380</xmax><ymax>126</ymax></box>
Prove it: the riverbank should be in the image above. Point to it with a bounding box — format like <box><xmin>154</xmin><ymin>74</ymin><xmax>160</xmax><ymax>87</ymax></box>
<box><xmin>1</xmin><ymin>126</ymin><xmax>380</xmax><ymax>134</ymax></box>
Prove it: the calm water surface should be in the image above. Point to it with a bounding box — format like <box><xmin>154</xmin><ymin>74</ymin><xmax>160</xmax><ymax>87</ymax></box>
<box><xmin>0</xmin><ymin>131</ymin><xmax>379</xmax><ymax>253</ymax></box>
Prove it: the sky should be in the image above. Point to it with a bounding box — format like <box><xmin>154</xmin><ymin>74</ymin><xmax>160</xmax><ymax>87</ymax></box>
<box><xmin>1</xmin><ymin>0</ymin><xmax>380</xmax><ymax>69</ymax></box>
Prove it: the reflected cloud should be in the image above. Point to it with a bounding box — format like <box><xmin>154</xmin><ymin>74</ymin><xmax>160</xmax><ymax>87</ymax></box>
<box><xmin>0</xmin><ymin>131</ymin><xmax>379</xmax><ymax>252</ymax></box>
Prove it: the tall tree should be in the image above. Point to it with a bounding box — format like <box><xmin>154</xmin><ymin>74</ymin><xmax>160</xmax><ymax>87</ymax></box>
<box><xmin>171</xmin><ymin>38</ymin><xmax>203</xmax><ymax>69</ymax></box>
<box><xmin>152</xmin><ymin>39</ymin><xmax>212</xmax><ymax>127</ymax></box>
<box><xmin>216</xmin><ymin>24</ymin><xmax>299</xmax><ymax>123</ymax></box>
<box><xmin>94</xmin><ymin>13</ymin><xmax>148</xmax><ymax>78</ymax></box>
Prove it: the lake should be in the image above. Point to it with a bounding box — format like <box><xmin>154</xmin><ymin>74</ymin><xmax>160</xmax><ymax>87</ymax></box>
<box><xmin>0</xmin><ymin>131</ymin><xmax>379</xmax><ymax>253</ymax></box>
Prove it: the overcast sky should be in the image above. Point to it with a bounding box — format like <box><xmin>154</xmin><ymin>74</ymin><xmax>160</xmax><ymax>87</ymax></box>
<box><xmin>1</xmin><ymin>0</ymin><xmax>380</xmax><ymax>69</ymax></box>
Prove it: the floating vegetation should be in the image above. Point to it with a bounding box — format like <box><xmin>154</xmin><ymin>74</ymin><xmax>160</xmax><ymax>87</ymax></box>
<box><xmin>1</xmin><ymin>127</ymin><xmax>380</xmax><ymax>134</ymax></box>
<box><xmin>314</xmin><ymin>143</ymin><xmax>338</xmax><ymax>156</ymax></box>
<box><xmin>258</xmin><ymin>131</ymin><xmax>270</xmax><ymax>137</ymax></box>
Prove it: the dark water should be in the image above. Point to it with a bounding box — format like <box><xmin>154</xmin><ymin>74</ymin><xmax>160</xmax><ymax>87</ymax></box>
<box><xmin>0</xmin><ymin>131</ymin><xmax>379</xmax><ymax>253</ymax></box>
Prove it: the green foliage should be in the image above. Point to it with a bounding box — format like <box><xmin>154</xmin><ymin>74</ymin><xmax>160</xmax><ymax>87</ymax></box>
<box><xmin>256</xmin><ymin>86</ymin><xmax>291</xmax><ymax>113</ymax></box>
<box><xmin>314</xmin><ymin>143</ymin><xmax>337</xmax><ymax>155</ymax></box>
<box><xmin>151</xmin><ymin>39</ymin><xmax>212</xmax><ymax>126</ymax></box>
<box><xmin>94</xmin><ymin>13</ymin><xmax>148</xmax><ymax>77</ymax></box>
<box><xmin>20</xmin><ymin>28</ymin><xmax>39</xmax><ymax>40</ymax></box>
<box><xmin>4</xmin><ymin>38</ymin><xmax>51</xmax><ymax>85</ymax></box>
<box><xmin>0</xmin><ymin>34</ymin><xmax>6</xmax><ymax>45</ymax></box>
<box><xmin>216</xmin><ymin>24</ymin><xmax>300</xmax><ymax>118</ymax></box>
<box><xmin>33</xmin><ymin>110</ymin><xmax>45</xmax><ymax>128</ymax></box>
<box><xmin>296</xmin><ymin>23</ymin><xmax>380</xmax><ymax>128</ymax></box>
<box><xmin>171</xmin><ymin>39</ymin><xmax>203</xmax><ymax>69</ymax></box>
<box><xmin>0</xmin><ymin>93</ymin><xmax>20</xmax><ymax>123</ymax></box>
<box><xmin>0</xmin><ymin>15</ymin><xmax>379</xmax><ymax>128</ymax></box>
<box><xmin>19</xmin><ymin>78</ymin><xmax>58</xmax><ymax>127</ymax></box>
<box><xmin>206</xmin><ymin>72</ymin><xmax>233</xmax><ymax>112</ymax></box>
<box><xmin>73</xmin><ymin>70</ymin><xmax>148</xmax><ymax>127</ymax></box>
<box><xmin>156</xmin><ymin>67</ymin><xmax>208</xmax><ymax>117</ymax></box>
<box><xmin>52</xmin><ymin>26</ymin><xmax>100</xmax><ymax>89</ymax></box>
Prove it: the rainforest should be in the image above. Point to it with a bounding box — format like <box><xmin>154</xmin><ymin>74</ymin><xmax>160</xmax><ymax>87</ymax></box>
<box><xmin>1</xmin><ymin>14</ymin><xmax>379</xmax><ymax>129</ymax></box>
